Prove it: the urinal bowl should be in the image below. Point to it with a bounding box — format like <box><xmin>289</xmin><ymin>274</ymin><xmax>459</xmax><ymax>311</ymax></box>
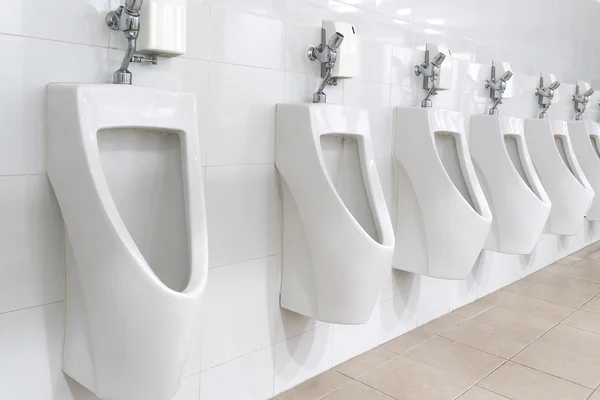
<box><xmin>393</xmin><ymin>107</ymin><xmax>492</xmax><ymax>279</ymax></box>
<box><xmin>524</xmin><ymin>119</ymin><xmax>594</xmax><ymax>236</ymax></box>
<box><xmin>275</xmin><ymin>103</ymin><xmax>395</xmax><ymax>325</ymax></box>
<box><xmin>46</xmin><ymin>84</ymin><xmax>207</xmax><ymax>400</ymax></box>
<box><xmin>568</xmin><ymin>120</ymin><xmax>600</xmax><ymax>220</ymax></box>
<box><xmin>470</xmin><ymin>115</ymin><xmax>551</xmax><ymax>254</ymax></box>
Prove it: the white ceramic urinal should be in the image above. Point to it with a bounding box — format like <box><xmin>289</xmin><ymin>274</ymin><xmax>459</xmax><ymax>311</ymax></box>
<box><xmin>393</xmin><ymin>108</ymin><xmax>492</xmax><ymax>279</ymax></box>
<box><xmin>46</xmin><ymin>84</ymin><xmax>207</xmax><ymax>400</ymax></box>
<box><xmin>276</xmin><ymin>104</ymin><xmax>394</xmax><ymax>325</ymax></box>
<box><xmin>524</xmin><ymin>119</ymin><xmax>594</xmax><ymax>235</ymax></box>
<box><xmin>471</xmin><ymin>116</ymin><xmax>551</xmax><ymax>254</ymax></box>
<box><xmin>568</xmin><ymin>120</ymin><xmax>600</xmax><ymax>220</ymax></box>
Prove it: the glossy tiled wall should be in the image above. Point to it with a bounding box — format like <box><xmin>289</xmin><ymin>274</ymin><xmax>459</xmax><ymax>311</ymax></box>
<box><xmin>1</xmin><ymin>0</ymin><xmax>600</xmax><ymax>399</ymax></box>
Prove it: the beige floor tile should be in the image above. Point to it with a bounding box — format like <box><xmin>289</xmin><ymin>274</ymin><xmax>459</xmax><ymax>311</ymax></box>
<box><xmin>544</xmin><ymin>263</ymin><xmax>567</xmax><ymax>274</ymax></box>
<box><xmin>404</xmin><ymin>336</ymin><xmax>505</xmax><ymax>384</ymax></box>
<box><xmin>496</xmin><ymin>294</ymin><xmax>574</xmax><ymax>322</ymax></box>
<box><xmin>542</xmin><ymin>324</ymin><xmax>600</xmax><ymax>359</ymax></box>
<box><xmin>441</xmin><ymin>319</ymin><xmax>535</xmax><ymax>358</ymax></box>
<box><xmin>454</xmin><ymin>299</ymin><xmax>494</xmax><ymax>318</ymax></box>
<box><xmin>479</xmin><ymin>289</ymin><xmax>514</xmax><ymax>305</ymax></box>
<box><xmin>277</xmin><ymin>370</ymin><xmax>352</xmax><ymax>400</ymax></box>
<box><xmin>582</xmin><ymin>296</ymin><xmax>600</xmax><ymax>314</ymax></box>
<box><xmin>521</xmin><ymin>281</ymin><xmax>596</xmax><ymax>308</ymax></box>
<box><xmin>523</xmin><ymin>270</ymin><xmax>553</xmax><ymax>283</ymax></box>
<box><xmin>589</xmin><ymin>391</ymin><xmax>600</xmax><ymax>400</ymax></box>
<box><xmin>382</xmin><ymin>327</ymin><xmax>437</xmax><ymax>355</ymax></box>
<box><xmin>503</xmin><ymin>279</ymin><xmax>535</xmax><ymax>293</ymax></box>
<box><xmin>554</xmin><ymin>256</ymin><xmax>583</xmax><ymax>266</ymax></box>
<box><xmin>473</xmin><ymin>306</ymin><xmax>552</xmax><ymax>337</ymax></box>
<box><xmin>335</xmin><ymin>347</ymin><xmax>398</xmax><ymax>379</ymax></box>
<box><xmin>358</xmin><ymin>356</ymin><xmax>471</xmax><ymax>400</ymax></box>
<box><xmin>513</xmin><ymin>339</ymin><xmax>600</xmax><ymax>388</ymax></box>
<box><xmin>457</xmin><ymin>386</ymin><xmax>509</xmax><ymax>400</ymax></box>
<box><xmin>421</xmin><ymin>312</ymin><xmax>468</xmax><ymax>334</ymax></box>
<box><xmin>562</xmin><ymin>310</ymin><xmax>600</xmax><ymax>334</ymax></box>
<box><xmin>542</xmin><ymin>273</ymin><xmax>600</xmax><ymax>295</ymax></box>
<box><xmin>558</xmin><ymin>264</ymin><xmax>600</xmax><ymax>284</ymax></box>
<box><xmin>479</xmin><ymin>362</ymin><xmax>592</xmax><ymax>400</ymax></box>
<box><xmin>321</xmin><ymin>381</ymin><xmax>393</xmax><ymax>400</ymax></box>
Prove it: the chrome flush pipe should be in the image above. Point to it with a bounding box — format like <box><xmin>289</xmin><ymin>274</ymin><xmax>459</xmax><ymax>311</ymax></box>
<box><xmin>106</xmin><ymin>0</ymin><xmax>156</xmax><ymax>84</ymax></box>
<box><xmin>308</xmin><ymin>32</ymin><xmax>344</xmax><ymax>104</ymax></box>
<box><xmin>485</xmin><ymin>70</ymin><xmax>513</xmax><ymax>115</ymax></box>
<box><xmin>573</xmin><ymin>88</ymin><xmax>595</xmax><ymax>121</ymax></box>
<box><xmin>535</xmin><ymin>80</ymin><xmax>561</xmax><ymax>119</ymax></box>
<box><xmin>414</xmin><ymin>52</ymin><xmax>446</xmax><ymax>108</ymax></box>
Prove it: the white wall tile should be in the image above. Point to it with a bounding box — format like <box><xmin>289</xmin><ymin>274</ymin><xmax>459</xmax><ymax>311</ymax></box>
<box><xmin>209</xmin><ymin>0</ymin><xmax>271</xmax><ymax>15</ymax></box>
<box><xmin>205</xmin><ymin>165</ymin><xmax>281</xmax><ymax>267</ymax></box>
<box><xmin>201</xmin><ymin>256</ymin><xmax>280</xmax><ymax>369</ymax></box>
<box><xmin>0</xmin><ymin>36</ymin><xmax>107</xmax><ymax>175</ymax></box>
<box><xmin>357</xmin><ymin>40</ymin><xmax>393</xmax><ymax>84</ymax></box>
<box><xmin>210</xmin><ymin>8</ymin><xmax>285</xmax><ymax>69</ymax></box>
<box><xmin>0</xmin><ymin>0</ymin><xmax>109</xmax><ymax>47</ymax></box>
<box><xmin>186</xmin><ymin>1</ymin><xmax>212</xmax><ymax>60</ymax></box>
<box><xmin>0</xmin><ymin>303</ymin><xmax>73</xmax><ymax>400</ymax></box>
<box><xmin>0</xmin><ymin>176</ymin><xmax>64</xmax><ymax>314</ymax></box>
<box><xmin>207</xmin><ymin>63</ymin><xmax>284</xmax><ymax>166</ymax></box>
<box><xmin>274</xmin><ymin>324</ymin><xmax>333</xmax><ymax>394</ymax></box>
<box><xmin>416</xmin><ymin>276</ymin><xmax>452</xmax><ymax>325</ymax></box>
<box><xmin>391</xmin><ymin>46</ymin><xmax>424</xmax><ymax>87</ymax></box>
<box><xmin>201</xmin><ymin>347</ymin><xmax>275</xmax><ymax>400</ymax></box>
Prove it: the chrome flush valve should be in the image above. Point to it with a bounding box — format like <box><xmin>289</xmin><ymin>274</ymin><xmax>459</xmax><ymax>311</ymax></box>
<box><xmin>535</xmin><ymin>80</ymin><xmax>560</xmax><ymax>119</ymax></box>
<box><xmin>308</xmin><ymin>32</ymin><xmax>345</xmax><ymax>103</ymax></box>
<box><xmin>573</xmin><ymin>87</ymin><xmax>595</xmax><ymax>121</ymax></box>
<box><xmin>485</xmin><ymin>70</ymin><xmax>513</xmax><ymax>115</ymax></box>
<box><xmin>106</xmin><ymin>0</ymin><xmax>156</xmax><ymax>85</ymax></box>
<box><xmin>414</xmin><ymin>52</ymin><xmax>446</xmax><ymax>108</ymax></box>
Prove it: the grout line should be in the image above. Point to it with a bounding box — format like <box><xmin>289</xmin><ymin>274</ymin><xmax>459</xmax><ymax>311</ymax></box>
<box><xmin>0</xmin><ymin>299</ymin><xmax>63</xmax><ymax>317</ymax></box>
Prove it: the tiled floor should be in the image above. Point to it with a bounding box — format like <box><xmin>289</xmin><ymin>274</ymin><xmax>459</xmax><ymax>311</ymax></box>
<box><xmin>275</xmin><ymin>243</ymin><xmax>600</xmax><ymax>400</ymax></box>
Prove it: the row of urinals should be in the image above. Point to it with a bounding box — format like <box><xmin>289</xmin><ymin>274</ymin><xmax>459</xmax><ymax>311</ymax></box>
<box><xmin>44</xmin><ymin>83</ymin><xmax>599</xmax><ymax>400</ymax></box>
<box><xmin>276</xmin><ymin>103</ymin><xmax>599</xmax><ymax>325</ymax></box>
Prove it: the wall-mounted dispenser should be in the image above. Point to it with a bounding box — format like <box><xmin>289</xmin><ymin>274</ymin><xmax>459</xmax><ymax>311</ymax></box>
<box><xmin>321</xmin><ymin>21</ymin><xmax>358</xmax><ymax>81</ymax></box>
<box><xmin>569</xmin><ymin>81</ymin><xmax>600</xmax><ymax>220</ymax></box>
<box><xmin>106</xmin><ymin>0</ymin><xmax>187</xmax><ymax>84</ymax></box>
<box><xmin>535</xmin><ymin>72</ymin><xmax>561</xmax><ymax>119</ymax></box>
<box><xmin>136</xmin><ymin>0</ymin><xmax>186</xmax><ymax>57</ymax></box>
<box><xmin>414</xmin><ymin>43</ymin><xmax>452</xmax><ymax>107</ymax></box>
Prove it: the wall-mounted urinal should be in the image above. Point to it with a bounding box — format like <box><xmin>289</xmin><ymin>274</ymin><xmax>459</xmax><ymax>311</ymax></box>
<box><xmin>524</xmin><ymin>74</ymin><xmax>595</xmax><ymax>235</ymax></box>
<box><xmin>470</xmin><ymin>61</ymin><xmax>551</xmax><ymax>254</ymax></box>
<box><xmin>46</xmin><ymin>84</ymin><xmax>207</xmax><ymax>400</ymax></box>
<box><xmin>276</xmin><ymin>104</ymin><xmax>394</xmax><ymax>324</ymax></box>
<box><xmin>524</xmin><ymin>118</ymin><xmax>594</xmax><ymax>235</ymax></box>
<box><xmin>568</xmin><ymin>81</ymin><xmax>600</xmax><ymax>220</ymax></box>
<box><xmin>394</xmin><ymin>107</ymin><xmax>492</xmax><ymax>279</ymax></box>
<box><xmin>471</xmin><ymin>116</ymin><xmax>551</xmax><ymax>253</ymax></box>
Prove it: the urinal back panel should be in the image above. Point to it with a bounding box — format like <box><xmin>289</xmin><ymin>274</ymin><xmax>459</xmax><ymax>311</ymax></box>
<box><xmin>470</xmin><ymin>115</ymin><xmax>550</xmax><ymax>254</ymax></box>
<box><xmin>568</xmin><ymin>120</ymin><xmax>600</xmax><ymax>220</ymax></box>
<box><xmin>98</xmin><ymin>128</ymin><xmax>189</xmax><ymax>292</ymax></box>
<box><xmin>46</xmin><ymin>84</ymin><xmax>207</xmax><ymax>400</ymax></box>
<box><xmin>276</xmin><ymin>103</ymin><xmax>394</xmax><ymax>324</ymax></box>
<box><xmin>524</xmin><ymin>119</ymin><xmax>594</xmax><ymax>235</ymax></box>
<box><xmin>393</xmin><ymin>108</ymin><xmax>492</xmax><ymax>279</ymax></box>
